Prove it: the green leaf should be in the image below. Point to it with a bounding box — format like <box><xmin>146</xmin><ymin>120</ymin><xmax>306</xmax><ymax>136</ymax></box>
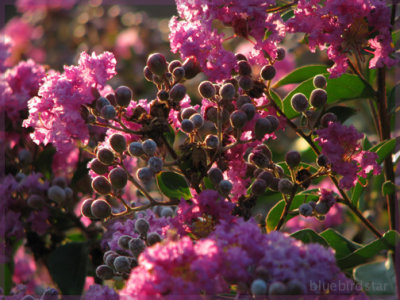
<box><xmin>47</xmin><ymin>242</ymin><xmax>88</xmax><ymax>295</ymax></box>
<box><xmin>203</xmin><ymin>176</ymin><xmax>215</xmax><ymax>190</ymax></box>
<box><xmin>163</xmin><ymin>124</ymin><xmax>176</xmax><ymax>147</ymax></box>
<box><xmin>282</xmin><ymin>74</ymin><xmax>376</xmax><ymax>119</ymax></box>
<box><xmin>274</xmin><ymin>65</ymin><xmax>327</xmax><ymax>88</ymax></box>
<box><xmin>156</xmin><ymin>171</ymin><xmax>192</xmax><ymax>200</ymax></box>
<box><xmin>281</xmin><ymin>10</ymin><xmax>294</xmax><ymax>22</ymax></box>
<box><xmin>382</xmin><ymin>180</ymin><xmax>396</xmax><ymax>196</ymax></box>
<box><xmin>33</xmin><ymin>146</ymin><xmax>56</xmax><ymax>180</ymax></box>
<box><xmin>337</xmin><ymin>230</ymin><xmax>400</xmax><ymax>269</ymax></box>
<box><xmin>353</xmin><ymin>253</ymin><xmax>396</xmax><ymax>295</ymax></box>
<box><xmin>265</xmin><ymin>194</ymin><xmax>319</xmax><ymax>232</ymax></box>
<box><xmin>392</xmin><ymin>29</ymin><xmax>400</xmax><ymax>45</ymax></box>
<box><xmin>388</xmin><ymin>84</ymin><xmax>399</xmax><ymax>114</ymax></box>
<box><xmin>325</xmin><ymin>106</ymin><xmax>357</xmax><ymax>124</ymax></box>
<box><xmin>320</xmin><ymin>229</ymin><xmax>362</xmax><ymax>259</ymax></box>
<box><xmin>0</xmin><ymin>262</ymin><xmax>13</xmax><ymax>295</ymax></box>
<box><xmin>291</xmin><ymin>229</ymin><xmax>329</xmax><ymax>247</ymax></box>
<box><xmin>351</xmin><ymin>139</ymin><xmax>396</xmax><ymax>206</ymax></box>
<box><xmin>269</xmin><ymin>89</ymin><xmax>282</xmax><ymax>109</ymax></box>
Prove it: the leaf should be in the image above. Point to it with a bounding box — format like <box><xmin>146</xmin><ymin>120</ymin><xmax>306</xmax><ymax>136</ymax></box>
<box><xmin>325</xmin><ymin>106</ymin><xmax>357</xmax><ymax>124</ymax></box>
<box><xmin>265</xmin><ymin>194</ymin><xmax>319</xmax><ymax>232</ymax></box>
<box><xmin>282</xmin><ymin>74</ymin><xmax>376</xmax><ymax>119</ymax></box>
<box><xmin>392</xmin><ymin>29</ymin><xmax>400</xmax><ymax>45</ymax></box>
<box><xmin>269</xmin><ymin>89</ymin><xmax>282</xmax><ymax>109</ymax></box>
<box><xmin>388</xmin><ymin>84</ymin><xmax>399</xmax><ymax>114</ymax></box>
<box><xmin>33</xmin><ymin>146</ymin><xmax>56</xmax><ymax>180</ymax></box>
<box><xmin>156</xmin><ymin>171</ymin><xmax>192</xmax><ymax>200</ymax></box>
<box><xmin>382</xmin><ymin>180</ymin><xmax>396</xmax><ymax>196</ymax></box>
<box><xmin>290</xmin><ymin>229</ymin><xmax>329</xmax><ymax>247</ymax></box>
<box><xmin>351</xmin><ymin>138</ymin><xmax>396</xmax><ymax>206</ymax></box>
<box><xmin>163</xmin><ymin>124</ymin><xmax>175</xmax><ymax>147</ymax></box>
<box><xmin>274</xmin><ymin>65</ymin><xmax>327</xmax><ymax>88</ymax></box>
<box><xmin>337</xmin><ymin>230</ymin><xmax>400</xmax><ymax>269</ymax></box>
<box><xmin>320</xmin><ymin>229</ymin><xmax>362</xmax><ymax>259</ymax></box>
<box><xmin>47</xmin><ymin>242</ymin><xmax>88</xmax><ymax>295</ymax></box>
<box><xmin>281</xmin><ymin>10</ymin><xmax>294</xmax><ymax>22</ymax></box>
<box><xmin>0</xmin><ymin>262</ymin><xmax>13</xmax><ymax>295</ymax></box>
<box><xmin>353</xmin><ymin>253</ymin><xmax>396</xmax><ymax>295</ymax></box>
<box><xmin>203</xmin><ymin>176</ymin><xmax>215</xmax><ymax>190</ymax></box>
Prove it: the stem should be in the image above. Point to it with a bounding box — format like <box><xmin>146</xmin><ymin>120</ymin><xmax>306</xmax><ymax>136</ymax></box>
<box><xmin>275</xmin><ymin>185</ymin><xmax>298</xmax><ymax>230</ymax></box>
<box><xmin>121</xmin><ymin>164</ymin><xmax>157</xmax><ymax>204</ymax></box>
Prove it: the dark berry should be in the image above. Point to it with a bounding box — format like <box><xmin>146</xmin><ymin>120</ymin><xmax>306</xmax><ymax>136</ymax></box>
<box><xmin>96</xmin><ymin>97</ymin><xmax>111</xmax><ymax>112</ymax></box>
<box><xmin>205</xmin><ymin>134</ymin><xmax>219</xmax><ymax>149</ymax></box>
<box><xmin>142</xmin><ymin>139</ymin><xmax>157</xmax><ymax>156</ymax></box>
<box><xmin>147</xmin><ymin>53</ymin><xmax>167</xmax><ymax>76</ymax></box>
<box><xmin>181</xmin><ymin>119</ymin><xmax>195</xmax><ymax>133</ymax></box>
<box><xmin>208</xmin><ymin>167</ymin><xmax>223</xmax><ymax>186</ymax></box>
<box><xmin>147</xmin><ymin>232</ymin><xmax>162</xmax><ymax>246</ymax></box>
<box><xmin>218</xmin><ymin>180</ymin><xmax>233</xmax><ymax>196</ymax></box>
<box><xmin>129</xmin><ymin>238</ymin><xmax>146</xmax><ymax>257</ymax></box>
<box><xmin>90</xmin><ymin>158</ymin><xmax>108</xmax><ymax>175</ymax></box>
<box><xmin>169</xmin><ymin>84</ymin><xmax>186</xmax><ymax>102</ymax></box>
<box><xmin>320</xmin><ymin>112</ymin><xmax>337</xmax><ymax>127</ymax></box>
<box><xmin>92</xmin><ymin>176</ymin><xmax>112</xmax><ymax>195</ymax></box>
<box><xmin>278</xmin><ymin>179</ymin><xmax>294</xmax><ymax>194</ymax></box>
<box><xmin>276</xmin><ymin>48</ymin><xmax>286</xmax><ymax>61</ymax></box>
<box><xmin>238</xmin><ymin>60</ymin><xmax>252</xmax><ymax>76</ymax></box>
<box><xmin>118</xmin><ymin>235</ymin><xmax>132</xmax><ymax>249</ymax></box>
<box><xmin>266</xmin><ymin>115</ymin><xmax>279</xmax><ymax>131</ymax></box>
<box><xmin>109</xmin><ymin>167</ymin><xmax>128</xmax><ymax>189</ymax></box>
<box><xmin>251</xmin><ymin>179</ymin><xmax>267</xmax><ymax>196</ymax></box>
<box><xmin>168</xmin><ymin>60</ymin><xmax>182</xmax><ymax>73</ymax></box>
<box><xmin>240</xmin><ymin>103</ymin><xmax>256</xmax><ymax>120</ymax></box>
<box><xmin>182</xmin><ymin>56</ymin><xmax>201</xmax><ymax>79</ymax></box>
<box><xmin>109</xmin><ymin>133</ymin><xmax>127</xmax><ymax>153</ymax></box>
<box><xmin>317</xmin><ymin>154</ymin><xmax>329</xmax><ymax>167</ymax></box>
<box><xmin>157</xmin><ymin>90</ymin><xmax>169</xmax><ymax>101</ymax></box>
<box><xmin>101</xmin><ymin>105</ymin><xmax>116</xmax><ymax>120</ymax></box>
<box><xmin>181</xmin><ymin>107</ymin><xmax>197</xmax><ymax>120</ymax></box>
<box><xmin>27</xmin><ymin>195</ymin><xmax>45</xmax><ymax>209</ymax></box>
<box><xmin>261</xmin><ymin>65</ymin><xmax>276</xmax><ymax>81</ymax></box>
<box><xmin>91</xmin><ymin>199</ymin><xmax>112</xmax><ymax>218</ymax></box>
<box><xmin>238</xmin><ymin>76</ymin><xmax>254</xmax><ymax>91</ymax></box>
<box><xmin>257</xmin><ymin>171</ymin><xmax>273</xmax><ymax>187</ymax></box>
<box><xmin>143</xmin><ymin>66</ymin><xmax>153</xmax><ymax>82</ymax></box>
<box><xmin>148</xmin><ymin>156</ymin><xmax>163</xmax><ymax>173</ymax></box>
<box><xmin>96</xmin><ymin>265</ymin><xmax>114</xmax><ymax>280</ymax></box>
<box><xmin>230</xmin><ymin>110</ymin><xmax>248</xmax><ymax>129</ymax></box>
<box><xmin>115</xmin><ymin>86</ymin><xmax>132</xmax><ymax>107</ymax></box>
<box><xmin>47</xmin><ymin>185</ymin><xmax>66</xmax><ymax>203</ymax></box>
<box><xmin>310</xmin><ymin>88</ymin><xmax>327</xmax><ymax>108</ymax></box>
<box><xmin>113</xmin><ymin>256</ymin><xmax>131</xmax><ymax>274</ymax></box>
<box><xmin>81</xmin><ymin>199</ymin><xmax>94</xmax><ymax>218</ymax></box>
<box><xmin>285</xmin><ymin>150</ymin><xmax>301</xmax><ymax>168</ymax></box>
<box><xmin>291</xmin><ymin>93</ymin><xmax>309</xmax><ymax>112</ymax></box>
<box><xmin>189</xmin><ymin>113</ymin><xmax>204</xmax><ymax>129</ymax></box>
<box><xmin>129</xmin><ymin>142</ymin><xmax>144</xmax><ymax>157</ymax></box>
<box><xmin>236</xmin><ymin>95</ymin><xmax>252</xmax><ymax>108</ymax></box>
<box><xmin>299</xmin><ymin>203</ymin><xmax>313</xmax><ymax>217</ymax></box>
<box><xmin>219</xmin><ymin>83</ymin><xmax>236</xmax><ymax>100</ymax></box>
<box><xmin>198</xmin><ymin>81</ymin><xmax>216</xmax><ymax>99</ymax></box>
<box><xmin>313</xmin><ymin>74</ymin><xmax>327</xmax><ymax>89</ymax></box>
<box><xmin>97</xmin><ymin>148</ymin><xmax>114</xmax><ymax>165</ymax></box>
<box><xmin>136</xmin><ymin>167</ymin><xmax>154</xmax><ymax>183</ymax></box>
<box><xmin>255</xmin><ymin>118</ymin><xmax>273</xmax><ymax>139</ymax></box>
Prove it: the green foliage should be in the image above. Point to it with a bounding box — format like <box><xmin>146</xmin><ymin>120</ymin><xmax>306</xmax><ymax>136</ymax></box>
<box><xmin>156</xmin><ymin>171</ymin><xmax>192</xmax><ymax>200</ymax></box>
<box><xmin>274</xmin><ymin>65</ymin><xmax>327</xmax><ymax>88</ymax></box>
<box><xmin>320</xmin><ymin>229</ymin><xmax>362</xmax><ymax>259</ymax></box>
<box><xmin>47</xmin><ymin>243</ymin><xmax>88</xmax><ymax>295</ymax></box>
<box><xmin>290</xmin><ymin>229</ymin><xmax>329</xmax><ymax>247</ymax></box>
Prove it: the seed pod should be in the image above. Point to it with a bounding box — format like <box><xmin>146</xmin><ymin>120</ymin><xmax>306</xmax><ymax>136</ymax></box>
<box><xmin>313</xmin><ymin>74</ymin><xmax>327</xmax><ymax>89</ymax></box>
<box><xmin>251</xmin><ymin>279</ymin><xmax>268</xmax><ymax>295</ymax></box>
<box><xmin>310</xmin><ymin>88</ymin><xmax>327</xmax><ymax>108</ymax></box>
<box><xmin>189</xmin><ymin>113</ymin><xmax>204</xmax><ymax>129</ymax></box>
<box><xmin>261</xmin><ymin>65</ymin><xmax>276</xmax><ymax>81</ymax></box>
<box><xmin>299</xmin><ymin>203</ymin><xmax>313</xmax><ymax>217</ymax></box>
<box><xmin>147</xmin><ymin>53</ymin><xmax>167</xmax><ymax>76</ymax></box>
<box><xmin>96</xmin><ymin>265</ymin><xmax>114</xmax><ymax>280</ymax></box>
<box><xmin>205</xmin><ymin>106</ymin><xmax>218</xmax><ymax>123</ymax></box>
<box><xmin>238</xmin><ymin>60</ymin><xmax>252</xmax><ymax>76</ymax></box>
<box><xmin>181</xmin><ymin>119</ymin><xmax>195</xmax><ymax>133</ymax></box>
<box><xmin>97</xmin><ymin>148</ymin><xmax>114</xmax><ymax>165</ymax></box>
<box><xmin>182</xmin><ymin>56</ymin><xmax>201</xmax><ymax>79</ymax></box>
<box><xmin>168</xmin><ymin>60</ymin><xmax>182</xmax><ymax>72</ymax></box>
<box><xmin>143</xmin><ymin>66</ymin><xmax>153</xmax><ymax>82</ymax></box>
<box><xmin>109</xmin><ymin>133</ymin><xmax>127</xmax><ymax>153</ymax></box>
<box><xmin>96</xmin><ymin>97</ymin><xmax>111</xmax><ymax>112</ymax></box>
<box><xmin>169</xmin><ymin>84</ymin><xmax>186</xmax><ymax>102</ymax></box>
<box><xmin>320</xmin><ymin>112</ymin><xmax>337</xmax><ymax>127</ymax></box>
<box><xmin>255</xmin><ymin>118</ymin><xmax>273</xmax><ymax>140</ymax></box>
<box><xmin>251</xmin><ymin>179</ymin><xmax>267</xmax><ymax>196</ymax></box>
<box><xmin>148</xmin><ymin>156</ymin><xmax>163</xmax><ymax>173</ymax></box>
<box><xmin>113</xmin><ymin>256</ymin><xmax>131</xmax><ymax>274</ymax></box>
<box><xmin>285</xmin><ymin>151</ymin><xmax>301</xmax><ymax>168</ymax></box>
<box><xmin>218</xmin><ymin>180</ymin><xmax>233</xmax><ymax>196</ymax></box>
<box><xmin>135</xmin><ymin>218</ymin><xmax>150</xmax><ymax>235</ymax></box>
<box><xmin>115</xmin><ymin>86</ymin><xmax>132</xmax><ymax>107</ymax></box>
<box><xmin>248</xmin><ymin>152</ymin><xmax>269</xmax><ymax>168</ymax></box>
<box><xmin>219</xmin><ymin>83</ymin><xmax>236</xmax><ymax>100</ymax></box>
<box><xmin>160</xmin><ymin>207</ymin><xmax>174</xmax><ymax>218</ymax></box>
<box><xmin>181</xmin><ymin>107</ymin><xmax>197</xmax><ymax>120</ymax></box>
<box><xmin>142</xmin><ymin>139</ymin><xmax>157</xmax><ymax>156</ymax></box>
<box><xmin>208</xmin><ymin>168</ymin><xmax>223</xmax><ymax>186</ymax></box>
<box><xmin>129</xmin><ymin>142</ymin><xmax>144</xmax><ymax>157</ymax></box>
<box><xmin>157</xmin><ymin>90</ymin><xmax>169</xmax><ymax>101</ymax></box>
<box><xmin>235</xmin><ymin>53</ymin><xmax>247</xmax><ymax>61</ymax></box>
<box><xmin>205</xmin><ymin>134</ymin><xmax>219</xmax><ymax>149</ymax></box>
<box><xmin>109</xmin><ymin>167</ymin><xmax>128</xmax><ymax>189</ymax></box>
<box><xmin>172</xmin><ymin>67</ymin><xmax>185</xmax><ymax>82</ymax></box>
<box><xmin>47</xmin><ymin>185</ymin><xmax>66</xmax><ymax>203</ymax></box>
<box><xmin>254</xmin><ymin>144</ymin><xmax>272</xmax><ymax>161</ymax></box>
<box><xmin>198</xmin><ymin>81</ymin><xmax>216</xmax><ymax>99</ymax></box>
<box><xmin>91</xmin><ymin>199</ymin><xmax>112</xmax><ymax>219</ymax></box>
<box><xmin>118</xmin><ymin>235</ymin><xmax>132</xmax><ymax>249</ymax></box>
<box><xmin>269</xmin><ymin>177</ymin><xmax>280</xmax><ymax>191</ymax></box>
<box><xmin>291</xmin><ymin>93</ymin><xmax>309</xmax><ymax>112</ymax></box>
<box><xmin>317</xmin><ymin>154</ymin><xmax>329</xmax><ymax>167</ymax></box>
<box><xmin>236</xmin><ymin>95</ymin><xmax>252</xmax><ymax>108</ymax></box>
<box><xmin>81</xmin><ymin>199</ymin><xmax>94</xmax><ymax>218</ymax></box>
<box><xmin>257</xmin><ymin>171</ymin><xmax>273</xmax><ymax>187</ymax></box>
<box><xmin>136</xmin><ymin>167</ymin><xmax>154</xmax><ymax>183</ymax></box>
<box><xmin>266</xmin><ymin>115</ymin><xmax>279</xmax><ymax>131</ymax></box>
<box><xmin>315</xmin><ymin>201</ymin><xmax>330</xmax><ymax>215</ymax></box>
<box><xmin>147</xmin><ymin>232</ymin><xmax>162</xmax><ymax>246</ymax></box>
<box><xmin>276</xmin><ymin>47</ymin><xmax>286</xmax><ymax>61</ymax></box>
<box><xmin>89</xmin><ymin>158</ymin><xmax>108</xmax><ymax>175</ymax></box>
<box><xmin>129</xmin><ymin>238</ymin><xmax>146</xmax><ymax>257</ymax></box>
<box><xmin>238</xmin><ymin>76</ymin><xmax>254</xmax><ymax>91</ymax></box>
<box><xmin>92</xmin><ymin>176</ymin><xmax>112</xmax><ymax>195</ymax></box>
<box><xmin>230</xmin><ymin>110</ymin><xmax>248</xmax><ymax>129</ymax></box>
<box><xmin>278</xmin><ymin>179</ymin><xmax>294</xmax><ymax>194</ymax></box>
<box><xmin>101</xmin><ymin>105</ymin><xmax>116</xmax><ymax>120</ymax></box>
<box><xmin>240</xmin><ymin>103</ymin><xmax>256</xmax><ymax>120</ymax></box>
<box><xmin>27</xmin><ymin>195</ymin><xmax>45</xmax><ymax>209</ymax></box>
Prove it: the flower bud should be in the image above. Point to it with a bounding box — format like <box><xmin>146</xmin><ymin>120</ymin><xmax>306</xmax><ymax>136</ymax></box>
<box><xmin>181</xmin><ymin>107</ymin><xmax>197</xmax><ymax>120</ymax></box>
<box><xmin>238</xmin><ymin>76</ymin><xmax>254</xmax><ymax>91</ymax></box>
<box><xmin>92</xmin><ymin>176</ymin><xmax>112</xmax><ymax>195</ymax></box>
<box><xmin>230</xmin><ymin>110</ymin><xmax>248</xmax><ymax>129</ymax></box>
<box><xmin>208</xmin><ymin>167</ymin><xmax>223</xmax><ymax>186</ymax></box>
<box><xmin>18</xmin><ymin>149</ymin><xmax>32</xmax><ymax>165</ymax></box>
<box><xmin>198</xmin><ymin>81</ymin><xmax>216</xmax><ymax>99</ymax></box>
<box><xmin>205</xmin><ymin>134</ymin><xmax>219</xmax><ymax>149</ymax></box>
<box><xmin>205</xmin><ymin>107</ymin><xmax>218</xmax><ymax>123</ymax></box>
<box><xmin>315</xmin><ymin>201</ymin><xmax>330</xmax><ymax>215</ymax></box>
<box><xmin>235</xmin><ymin>53</ymin><xmax>247</xmax><ymax>61</ymax></box>
<box><xmin>172</xmin><ymin>67</ymin><xmax>185</xmax><ymax>82</ymax></box>
<box><xmin>238</xmin><ymin>60</ymin><xmax>252</xmax><ymax>76</ymax></box>
<box><xmin>182</xmin><ymin>56</ymin><xmax>201</xmax><ymax>79</ymax></box>
<box><xmin>109</xmin><ymin>133</ymin><xmax>127</xmax><ymax>153</ymax></box>
<box><xmin>313</xmin><ymin>74</ymin><xmax>327</xmax><ymax>89</ymax></box>
<box><xmin>291</xmin><ymin>93</ymin><xmax>309</xmax><ymax>112</ymax></box>
<box><xmin>218</xmin><ymin>180</ymin><xmax>233</xmax><ymax>196</ymax></box>
<box><xmin>320</xmin><ymin>112</ymin><xmax>337</xmax><ymax>127</ymax></box>
<box><xmin>147</xmin><ymin>53</ymin><xmax>167</xmax><ymax>76</ymax></box>
<box><xmin>143</xmin><ymin>66</ymin><xmax>153</xmax><ymax>82</ymax></box>
<box><xmin>278</xmin><ymin>178</ymin><xmax>294</xmax><ymax>194</ymax></box>
<box><xmin>251</xmin><ymin>279</ymin><xmax>268</xmax><ymax>295</ymax></box>
<box><xmin>257</xmin><ymin>171</ymin><xmax>273</xmax><ymax>187</ymax></box>
<box><xmin>285</xmin><ymin>151</ymin><xmax>301</xmax><ymax>168</ymax></box>
<box><xmin>147</xmin><ymin>232</ymin><xmax>162</xmax><ymax>246</ymax></box>
<box><xmin>168</xmin><ymin>60</ymin><xmax>182</xmax><ymax>72</ymax></box>
<box><xmin>91</xmin><ymin>199</ymin><xmax>112</xmax><ymax>219</ymax></box>
<box><xmin>135</xmin><ymin>218</ymin><xmax>150</xmax><ymax>235</ymax></box>
<box><xmin>310</xmin><ymin>88</ymin><xmax>327</xmax><ymax>108</ymax></box>
<box><xmin>129</xmin><ymin>141</ymin><xmax>144</xmax><ymax>157</ymax></box>
<box><xmin>113</xmin><ymin>256</ymin><xmax>131</xmax><ymax>274</ymax></box>
<box><xmin>299</xmin><ymin>203</ymin><xmax>313</xmax><ymax>217</ymax></box>
<box><xmin>27</xmin><ymin>195</ymin><xmax>45</xmax><ymax>209</ymax></box>
<box><xmin>219</xmin><ymin>83</ymin><xmax>236</xmax><ymax>100</ymax></box>
<box><xmin>169</xmin><ymin>84</ymin><xmax>186</xmax><ymax>102</ymax></box>
<box><xmin>81</xmin><ymin>199</ymin><xmax>94</xmax><ymax>218</ymax></box>
<box><xmin>90</xmin><ymin>159</ymin><xmax>108</xmax><ymax>175</ymax></box>
<box><xmin>96</xmin><ymin>265</ymin><xmax>114</xmax><ymax>280</ymax></box>
<box><xmin>101</xmin><ymin>105</ymin><xmax>116</xmax><ymax>120</ymax></box>
<box><xmin>160</xmin><ymin>207</ymin><xmax>174</xmax><ymax>218</ymax></box>
<box><xmin>109</xmin><ymin>167</ymin><xmax>128</xmax><ymax>189</ymax></box>
<box><xmin>287</xmin><ymin>279</ymin><xmax>306</xmax><ymax>295</ymax></box>
<box><xmin>142</xmin><ymin>139</ymin><xmax>157</xmax><ymax>156</ymax></box>
<box><xmin>240</xmin><ymin>103</ymin><xmax>256</xmax><ymax>120</ymax></box>
<box><xmin>136</xmin><ymin>167</ymin><xmax>154</xmax><ymax>183</ymax></box>
<box><xmin>266</xmin><ymin>115</ymin><xmax>279</xmax><ymax>131</ymax></box>
<box><xmin>115</xmin><ymin>86</ymin><xmax>132</xmax><ymax>107</ymax></box>
<box><xmin>261</xmin><ymin>65</ymin><xmax>276</xmax><ymax>81</ymax></box>
<box><xmin>269</xmin><ymin>281</ymin><xmax>287</xmax><ymax>295</ymax></box>
<box><xmin>181</xmin><ymin>119</ymin><xmax>195</xmax><ymax>133</ymax></box>
<box><xmin>276</xmin><ymin>47</ymin><xmax>286</xmax><ymax>61</ymax></box>
<box><xmin>255</xmin><ymin>118</ymin><xmax>273</xmax><ymax>140</ymax></box>
<box><xmin>47</xmin><ymin>185</ymin><xmax>66</xmax><ymax>203</ymax></box>
<box><xmin>129</xmin><ymin>238</ymin><xmax>146</xmax><ymax>257</ymax></box>
<box><xmin>97</xmin><ymin>148</ymin><xmax>114</xmax><ymax>165</ymax></box>
<box><xmin>96</xmin><ymin>97</ymin><xmax>111</xmax><ymax>112</ymax></box>
<box><xmin>251</xmin><ymin>179</ymin><xmax>267</xmax><ymax>196</ymax></box>
<box><xmin>148</xmin><ymin>156</ymin><xmax>163</xmax><ymax>173</ymax></box>
<box><xmin>317</xmin><ymin>154</ymin><xmax>329</xmax><ymax>167</ymax></box>
<box><xmin>157</xmin><ymin>90</ymin><xmax>169</xmax><ymax>101</ymax></box>
<box><xmin>189</xmin><ymin>113</ymin><xmax>204</xmax><ymax>129</ymax></box>
<box><xmin>118</xmin><ymin>235</ymin><xmax>132</xmax><ymax>249</ymax></box>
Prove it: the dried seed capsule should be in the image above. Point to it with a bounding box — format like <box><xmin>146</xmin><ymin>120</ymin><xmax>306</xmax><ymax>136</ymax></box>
<box><xmin>320</xmin><ymin>112</ymin><xmax>337</xmax><ymax>127</ymax></box>
<box><xmin>96</xmin><ymin>97</ymin><xmax>111</xmax><ymax>112</ymax></box>
<box><xmin>90</xmin><ymin>158</ymin><xmax>109</xmax><ymax>175</ymax></box>
<box><xmin>109</xmin><ymin>167</ymin><xmax>128</xmax><ymax>189</ymax></box>
<box><xmin>118</xmin><ymin>235</ymin><xmax>133</xmax><ymax>249</ymax></box>
<box><xmin>147</xmin><ymin>53</ymin><xmax>167</xmax><ymax>76</ymax></box>
<box><xmin>251</xmin><ymin>179</ymin><xmax>267</xmax><ymax>196</ymax></box>
<box><xmin>91</xmin><ymin>199</ymin><xmax>112</xmax><ymax>219</ymax></box>
<box><xmin>101</xmin><ymin>105</ymin><xmax>116</xmax><ymax>120</ymax></box>
<box><xmin>81</xmin><ymin>199</ymin><xmax>94</xmax><ymax>218</ymax></box>
<box><xmin>129</xmin><ymin>142</ymin><xmax>144</xmax><ymax>157</ymax></box>
<box><xmin>313</xmin><ymin>74</ymin><xmax>327</xmax><ymax>89</ymax></box>
<box><xmin>181</xmin><ymin>107</ymin><xmax>197</xmax><ymax>120</ymax></box>
<box><xmin>96</xmin><ymin>265</ymin><xmax>114</xmax><ymax>280</ymax></box>
<box><xmin>240</xmin><ymin>103</ymin><xmax>256</xmax><ymax>120</ymax></box>
<box><xmin>198</xmin><ymin>81</ymin><xmax>216</xmax><ymax>99</ymax></box>
<box><xmin>291</xmin><ymin>93</ymin><xmax>309</xmax><ymax>112</ymax></box>
<box><xmin>238</xmin><ymin>60</ymin><xmax>252</xmax><ymax>76</ymax></box>
<box><xmin>255</xmin><ymin>118</ymin><xmax>273</xmax><ymax>140</ymax></box>
<box><xmin>278</xmin><ymin>179</ymin><xmax>294</xmax><ymax>194</ymax></box>
<box><xmin>218</xmin><ymin>180</ymin><xmax>233</xmax><ymax>196</ymax></box>
<box><xmin>136</xmin><ymin>167</ymin><xmax>154</xmax><ymax>183</ymax></box>
<box><xmin>160</xmin><ymin>207</ymin><xmax>174</xmax><ymax>218</ymax></box>
<box><xmin>113</xmin><ymin>256</ymin><xmax>131</xmax><ymax>274</ymax></box>
<box><xmin>92</xmin><ymin>176</ymin><xmax>112</xmax><ymax>195</ymax></box>
<box><xmin>230</xmin><ymin>110</ymin><xmax>248</xmax><ymax>129</ymax></box>
<box><xmin>299</xmin><ymin>203</ymin><xmax>313</xmax><ymax>217</ymax></box>
<box><xmin>205</xmin><ymin>134</ymin><xmax>219</xmax><ymax>149</ymax></box>
<box><xmin>147</xmin><ymin>232</ymin><xmax>162</xmax><ymax>246</ymax></box>
<box><xmin>285</xmin><ymin>151</ymin><xmax>301</xmax><ymax>168</ymax></box>
<box><xmin>219</xmin><ymin>83</ymin><xmax>236</xmax><ymax>100</ymax></box>
<box><xmin>142</xmin><ymin>139</ymin><xmax>157</xmax><ymax>156</ymax></box>
<box><xmin>109</xmin><ymin>133</ymin><xmax>127</xmax><ymax>153</ymax></box>
<box><xmin>189</xmin><ymin>113</ymin><xmax>204</xmax><ymax>129</ymax></box>
<box><xmin>148</xmin><ymin>156</ymin><xmax>163</xmax><ymax>173</ymax></box>
<box><xmin>208</xmin><ymin>168</ymin><xmax>223</xmax><ymax>186</ymax></box>
<box><xmin>115</xmin><ymin>86</ymin><xmax>132</xmax><ymax>107</ymax></box>
<box><xmin>129</xmin><ymin>238</ymin><xmax>146</xmax><ymax>257</ymax></box>
<box><xmin>47</xmin><ymin>185</ymin><xmax>66</xmax><ymax>203</ymax></box>
<box><xmin>169</xmin><ymin>84</ymin><xmax>186</xmax><ymax>102</ymax></box>
<box><xmin>181</xmin><ymin>119</ymin><xmax>195</xmax><ymax>133</ymax></box>
<box><xmin>238</xmin><ymin>76</ymin><xmax>254</xmax><ymax>91</ymax></box>
<box><xmin>310</xmin><ymin>88</ymin><xmax>327</xmax><ymax>108</ymax></box>
<box><xmin>168</xmin><ymin>60</ymin><xmax>182</xmax><ymax>73</ymax></box>
<box><xmin>97</xmin><ymin>148</ymin><xmax>114</xmax><ymax>165</ymax></box>
<box><xmin>261</xmin><ymin>65</ymin><xmax>276</xmax><ymax>81</ymax></box>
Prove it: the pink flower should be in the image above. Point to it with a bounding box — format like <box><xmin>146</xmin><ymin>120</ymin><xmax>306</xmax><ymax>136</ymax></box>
<box><xmin>0</xmin><ymin>36</ymin><xmax>12</xmax><ymax>72</ymax></box>
<box><xmin>23</xmin><ymin>51</ymin><xmax>117</xmax><ymax>154</ymax></box>
<box><xmin>115</xmin><ymin>29</ymin><xmax>145</xmax><ymax>59</ymax></box>
<box><xmin>17</xmin><ymin>0</ymin><xmax>77</xmax><ymax>13</ymax></box>
<box><xmin>315</xmin><ymin>122</ymin><xmax>381</xmax><ymax>189</ymax></box>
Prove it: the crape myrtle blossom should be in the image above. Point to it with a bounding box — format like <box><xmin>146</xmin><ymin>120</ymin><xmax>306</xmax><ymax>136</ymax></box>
<box><xmin>287</xmin><ymin>0</ymin><xmax>396</xmax><ymax>77</ymax></box>
<box><xmin>123</xmin><ymin>218</ymin><xmax>364</xmax><ymax>297</ymax></box>
<box><xmin>0</xmin><ymin>36</ymin><xmax>12</xmax><ymax>72</ymax></box>
<box><xmin>23</xmin><ymin>51</ymin><xmax>117</xmax><ymax>154</ymax></box>
<box><xmin>315</xmin><ymin>122</ymin><xmax>381</xmax><ymax>189</ymax></box>
<box><xmin>169</xmin><ymin>0</ymin><xmax>285</xmax><ymax>81</ymax></box>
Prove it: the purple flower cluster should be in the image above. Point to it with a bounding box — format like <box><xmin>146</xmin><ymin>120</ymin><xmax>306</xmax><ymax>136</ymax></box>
<box><xmin>315</xmin><ymin>122</ymin><xmax>381</xmax><ymax>189</ymax></box>
<box><xmin>84</xmin><ymin>284</ymin><xmax>119</xmax><ymax>300</ymax></box>
<box><xmin>23</xmin><ymin>51</ymin><xmax>116</xmax><ymax>154</ymax></box>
